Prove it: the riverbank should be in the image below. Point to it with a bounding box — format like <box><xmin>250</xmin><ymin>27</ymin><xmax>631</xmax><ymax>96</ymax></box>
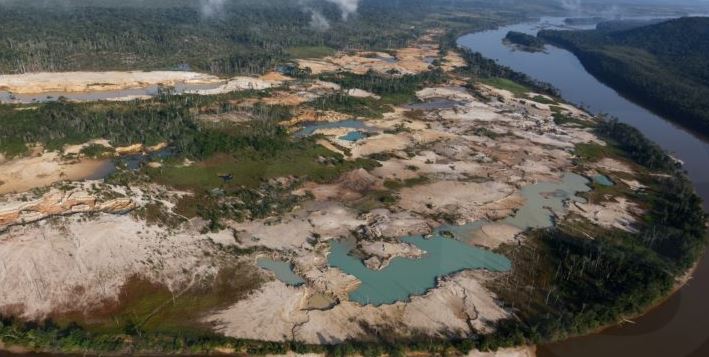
<box><xmin>457</xmin><ymin>16</ymin><xmax>709</xmax><ymax>357</ymax></box>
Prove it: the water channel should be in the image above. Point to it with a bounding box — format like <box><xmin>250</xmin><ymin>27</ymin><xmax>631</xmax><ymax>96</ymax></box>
<box><xmin>457</xmin><ymin>16</ymin><xmax>709</xmax><ymax>357</ymax></box>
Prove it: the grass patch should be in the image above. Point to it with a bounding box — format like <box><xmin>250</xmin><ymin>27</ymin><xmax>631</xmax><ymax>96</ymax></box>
<box><xmin>574</xmin><ymin>143</ymin><xmax>617</xmax><ymax>162</ymax></box>
<box><xmin>149</xmin><ymin>143</ymin><xmax>378</xmax><ymax>191</ymax></box>
<box><xmin>53</xmin><ymin>263</ymin><xmax>263</xmax><ymax>336</ymax></box>
<box><xmin>287</xmin><ymin>46</ymin><xmax>335</xmax><ymax>59</ymax></box>
<box><xmin>383</xmin><ymin>176</ymin><xmax>430</xmax><ymax>190</ymax></box>
<box><xmin>529</xmin><ymin>95</ymin><xmax>557</xmax><ymax>105</ymax></box>
<box><xmin>481</xmin><ymin>77</ymin><xmax>530</xmax><ymax>97</ymax></box>
<box><xmin>553</xmin><ymin>113</ymin><xmax>591</xmax><ymax>127</ymax></box>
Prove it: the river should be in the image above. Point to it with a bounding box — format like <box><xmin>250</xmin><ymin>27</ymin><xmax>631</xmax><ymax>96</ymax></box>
<box><xmin>457</xmin><ymin>17</ymin><xmax>709</xmax><ymax>357</ymax></box>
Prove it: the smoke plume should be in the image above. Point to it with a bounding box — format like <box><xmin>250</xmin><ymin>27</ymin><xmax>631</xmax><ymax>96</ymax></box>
<box><xmin>560</xmin><ymin>0</ymin><xmax>582</xmax><ymax>12</ymax></box>
<box><xmin>299</xmin><ymin>0</ymin><xmax>361</xmax><ymax>31</ymax></box>
<box><xmin>201</xmin><ymin>0</ymin><xmax>226</xmax><ymax>18</ymax></box>
<box><xmin>310</xmin><ymin>10</ymin><xmax>331</xmax><ymax>31</ymax></box>
<box><xmin>325</xmin><ymin>0</ymin><xmax>359</xmax><ymax>20</ymax></box>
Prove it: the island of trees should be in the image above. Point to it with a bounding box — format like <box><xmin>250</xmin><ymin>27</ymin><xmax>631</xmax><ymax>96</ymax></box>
<box><xmin>539</xmin><ymin>17</ymin><xmax>709</xmax><ymax>135</ymax></box>
<box><xmin>504</xmin><ymin>31</ymin><xmax>546</xmax><ymax>52</ymax></box>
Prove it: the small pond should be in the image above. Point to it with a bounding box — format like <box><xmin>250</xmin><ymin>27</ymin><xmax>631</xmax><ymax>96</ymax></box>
<box><xmin>294</xmin><ymin>119</ymin><xmax>370</xmax><ymax>138</ymax></box>
<box><xmin>257</xmin><ymin>258</ymin><xmax>306</xmax><ymax>286</ymax></box>
<box><xmin>339</xmin><ymin>131</ymin><xmax>368</xmax><ymax>142</ymax></box>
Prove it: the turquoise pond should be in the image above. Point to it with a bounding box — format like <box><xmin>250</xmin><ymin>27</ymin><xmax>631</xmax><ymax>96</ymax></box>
<box><xmin>503</xmin><ymin>173</ymin><xmax>591</xmax><ymax>229</ymax></box>
<box><xmin>328</xmin><ymin>173</ymin><xmax>592</xmax><ymax>305</ymax></box>
<box><xmin>593</xmin><ymin>175</ymin><xmax>614</xmax><ymax>187</ymax></box>
<box><xmin>339</xmin><ymin>131</ymin><xmax>367</xmax><ymax>142</ymax></box>
<box><xmin>328</xmin><ymin>235</ymin><xmax>511</xmax><ymax>306</ymax></box>
<box><xmin>256</xmin><ymin>258</ymin><xmax>305</xmax><ymax>286</ymax></box>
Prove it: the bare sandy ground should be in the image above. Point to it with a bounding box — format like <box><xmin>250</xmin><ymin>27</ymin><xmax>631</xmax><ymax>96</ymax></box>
<box><xmin>298</xmin><ymin>34</ymin><xmax>440</xmax><ymax>76</ymax></box>
<box><xmin>0</xmin><ymin>212</ymin><xmax>234</xmax><ymax>317</ymax></box>
<box><xmin>470</xmin><ymin>223</ymin><xmax>523</xmax><ymax>249</ymax></box>
<box><xmin>397</xmin><ymin>181</ymin><xmax>522</xmax><ymax>222</ymax></box>
<box><xmin>594</xmin><ymin>157</ymin><xmax>635</xmax><ymax>174</ymax></box>
<box><xmin>187</xmin><ymin>74</ymin><xmax>288</xmax><ymax>95</ymax></box>
<box><xmin>0</xmin><ymin>152</ymin><xmax>110</xmax><ymax>195</ymax></box>
<box><xmin>0</xmin><ymin>186</ymin><xmax>134</xmax><ymax>232</ymax></box>
<box><xmin>360</xmin><ymin>240</ymin><xmax>425</xmax><ymax>270</ymax></box>
<box><xmin>570</xmin><ymin>197</ymin><xmax>643</xmax><ymax>233</ymax></box>
<box><xmin>0</xmin><ymin>30</ymin><xmax>644</xmax><ymax>353</ymax></box>
<box><xmin>207</xmin><ymin>270</ymin><xmax>509</xmax><ymax>343</ymax></box>
<box><xmin>467</xmin><ymin>346</ymin><xmax>537</xmax><ymax>357</ymax></box>
<box><xmin>0</xmin><ymin>71</ymin><xmax>221</xmax><ymax>94</ymax></box>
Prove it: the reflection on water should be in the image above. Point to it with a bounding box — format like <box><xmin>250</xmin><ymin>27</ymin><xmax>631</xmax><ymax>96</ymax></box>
<box><xmin>256</xmin><ymin>258</ymin><xmax>305</xmax><ymax>286</ymax></box>
<box><xmin>293</xmin><ymin>119</ymin><xmax>371</xmax><ymax>138</ymax></box>
<box><xmin>339</xmin><ymin>131</ymin><xmax>368</xmax><ymax>142</ymax></box>
<box><xmin>0</xmin><ymin>82</ymin><xmax>225</xmax><ymax>104</ymax></box>
<box><xmin>84</xmin><ymin>148</ymin><xmax>175</xmax><ymax>181</ymax></box>
<box><xmin>458</xmin><ymin>15</ymin><xmax>709</xmax><ymax>357</ymax></box>
<box><xmin>593</xmin><ymin>175</ymin><xmax>614</xmax><ymax>187</ymax></box>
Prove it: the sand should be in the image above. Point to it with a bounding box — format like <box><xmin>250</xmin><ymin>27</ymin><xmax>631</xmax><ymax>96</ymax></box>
<box><xmin>0</xmin><ymin>71</ymin><xmax>220</xmax><ymax>94</ymax></box>
<box><xmin>570</xmin><ymin>197</ymin><xmax>643</xmax><ymax>233</ymax></box>
<box><xmin>0</xmin><ymin>152</ymin><xmax>110</xmax><ymax>195</ymax></box>
<box><xmin>207</xmin><ymin>270</ymin><xmax>509</xmax><ymax>343</ymax></box>
<box><xmin>0</xmin><ymin>213</ymin><xmax>233</xmax><ymax>318</ymax></box>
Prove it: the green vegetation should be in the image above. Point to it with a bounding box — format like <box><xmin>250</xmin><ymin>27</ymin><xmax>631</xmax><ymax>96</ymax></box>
<box><xmin>150</xmin><ymin>142</ymin><xmax>377</xmax><ymax>190</ymax></box>
<box><xmin>539</xmin><ymin>17</ymin><xmax>709</xmax><ymax>135</ymax></box>
<box><xmin>504</xmin><ymin>31</ymin><xmax>545</xmax><ymax>52</ymax></box>
<box><xmin>287</xmin><ymin>46</ymin><xmax>336</xmax><ymax>59</ymax></box>
<box><xmin>457</xmin><ymin>48</ymin><xmax>558</xmax><ymax>96</ymax></box>
<box><xmin>1</xmin><ymin>1</ymin><xmax>706</xmax><ymax>356</ymax></box>
<box><xmin>0</xmin><ymin>0</ymin><xmax>525</xmax><ymax>75</ymax></box>
<box><xmin>480</xmin><ymin>77</ymin><xmax>530</xmax><ymax>96</ymax></box>
<box><xmin>480</xmin><ymin>117</ymin><xmax>707</xmax><ymax>350</ymax></box>
<box><xmin>319</xmin><ymin>69</ymin><xmax>447</xmax><ymax>105</ymax></box>
<box><xmin>310</xmin><ymin>93</ymin><xmax>394</xmax><ymax>118</ymax></box>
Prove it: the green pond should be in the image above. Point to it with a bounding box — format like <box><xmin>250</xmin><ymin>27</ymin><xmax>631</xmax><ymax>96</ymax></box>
<box><xmin>593</xmin><ymin>174</ymin><xmax>614</xmax><ymax>187</ymax></box>
<box><xmin>503</xmin><ymin>173</ymin><xmax>591</xmax><ymax>229</ymax></box>
<box><xmin>328</xmin><ymin>173</ymin><xmax>592</xmax><ymax>305</ymax></box>
<box><xmin>257</xmin><ymin>258</ymin><xmax>305</xmax><ymax>286</ymax></box>
<box><xmin>328</xmin><ymin>235</ymin><xmax>511</xmax><ymax>305</ymax></box>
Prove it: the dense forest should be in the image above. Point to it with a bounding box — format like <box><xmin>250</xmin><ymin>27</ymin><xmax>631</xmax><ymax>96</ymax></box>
<box><xmin>1</xmin><ymin>1</ymin><xmax>707</xmax><ymax>355</ymax></box>
<box><xmin>0</xmin><ymin>0</ymin><xmax>544</xmax><ymax>75</ymax></box>
<box><xmin>480</xmin><ymin>117</ymin><xmax>707</xmax><ymax>350</ymax></box>
<box><xmin>539</xmin><ymin>17</ymin><xmax>709</xmax><ymax>135</ymax></box>
<box><xmin>504</xmin><ymin>31</ymin><xmax>545</xmax><ymax>52</ymax></box>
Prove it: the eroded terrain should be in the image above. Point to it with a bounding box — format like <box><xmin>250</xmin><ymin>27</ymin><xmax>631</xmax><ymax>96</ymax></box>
<box><xmin>0</xmin><ymin>31</ymin><xmax>648</xmax><ymax>351</ymax></box>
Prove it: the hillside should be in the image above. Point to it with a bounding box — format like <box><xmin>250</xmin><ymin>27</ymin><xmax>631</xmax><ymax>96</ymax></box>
<box><xmin>539</xmin><ymin>17</ymin><xmax>709</xmax><ymax>135</ymax></box>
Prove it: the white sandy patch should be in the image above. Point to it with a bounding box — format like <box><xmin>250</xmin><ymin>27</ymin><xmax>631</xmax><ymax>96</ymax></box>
<box><xmin>188</xmin><ymin>76</ymin><xmax>281</xmax><ymax>95</ymax></box>
<box><xmin>570</xmin><ymin>197</ymin><xmax>643</xmax><ymax>233</ymax></box>
<box><xmin>208</xmin><ymin>270</ymin><xmax>509</xmax><ymax>343</ymax></box>
<box><xmin>350</xmin><ymin>133</ymin><xmax>413</xmax><ymax>158</ymax></box>
<box><xmin>470</xmin><ymin>223</ymin><xmax>523</xmax><ymax>249</ymax></box>
<box><xmin>0</xmin><ymin>71</ymin><xmax>220</xmax><ymax>94</ymax></box>
<box><xmin>467</xmin><ymin>346</ymin><xmax>536</xmax><ymax>357</ymax></box>
<box><xmin>0</xmin><ymin>152</ymin><xmax>110</xmax><ymax>195</ymax></box>
<box><xmin>398</xmin><ymin>181</ymin><xmax>521</xmax><ymax>221</ymax></box>
<box><xmin>346</xmin><ymin>88</ymin><xmax>380</xmax><ymax>99</ymax></box>
<box><xmin>594</xmin><ymin>158</ymin><xmax>635</xmax><ymax>174</ymax></box>
<box><xmin>0</xmin><ymin>214</ymin><xmax>232</xmax><ymax>318</ymax></box>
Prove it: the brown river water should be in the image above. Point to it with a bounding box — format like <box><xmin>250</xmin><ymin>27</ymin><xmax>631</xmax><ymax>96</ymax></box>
<box><xmin>458</xmin><ymin>16</ymin><xmax>709</xmax><ymax>357</ymax></box>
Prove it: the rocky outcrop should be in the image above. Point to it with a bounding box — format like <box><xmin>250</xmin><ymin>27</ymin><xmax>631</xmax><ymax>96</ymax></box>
<box><xmin>0</xmin><ymin>189</ymin><xmax>134</xmax><ymax>232</ymax></box>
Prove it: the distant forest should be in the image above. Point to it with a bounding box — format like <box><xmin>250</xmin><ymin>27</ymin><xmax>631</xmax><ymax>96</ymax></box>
<box><xmin>0</xmin><ymin>0</ymin><xmax>541</xmax><ymax>75</ymax></box>
<box><xmin>539</xmin><ymin>17</ymin><xmax>709</xmax><ymax>135</ymax></box>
